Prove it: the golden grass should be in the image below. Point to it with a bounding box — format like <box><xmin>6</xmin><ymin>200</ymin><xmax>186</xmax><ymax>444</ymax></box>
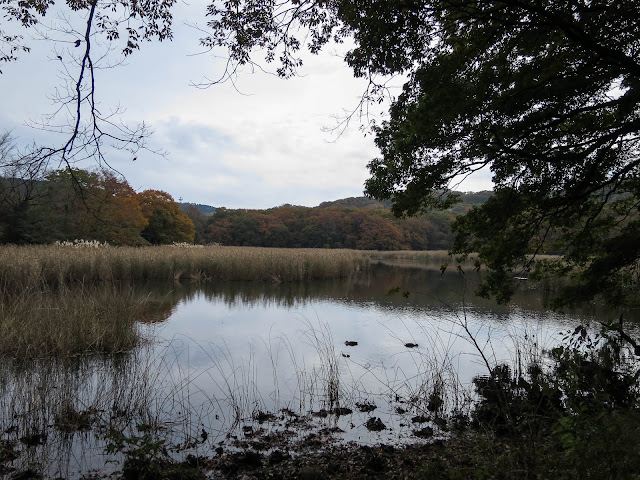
<box><xmin>0</xmin><ymin>285</ymin><xmax>146</xmax><ymax>358</ymax></box>
<box><xmin>366</xmin><ymin>250</ymin><xmax>479</xmax><ymax>266</ymax></box>
<box><xmin>0</xmin><ymin>245</ymin><xmax>369</xmax><ymax>291</ymax></box>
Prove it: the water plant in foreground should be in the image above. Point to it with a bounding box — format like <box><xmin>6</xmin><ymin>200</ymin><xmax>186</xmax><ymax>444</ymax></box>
<box><xmin>468</xmin><ymin>319</ymin><xmax>640</xmax><ymax>479</ymax></box>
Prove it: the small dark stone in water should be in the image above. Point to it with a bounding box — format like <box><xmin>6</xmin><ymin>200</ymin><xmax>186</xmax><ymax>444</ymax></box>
<box><xmin>344</xmin><ymin>340</ymin><xmax>358</xmax><ymax>346</ymax></box>
<box><xmin>318</xmin><ymin>426</ymin><xmax>344</xmax><ymax>435</ymax></box>
<box><xmin>411</xmin><ymin>415</ymin><xmax>429</xmax><ymax>424</ymax></box>
<box><xmin>234</xmin><ymin>451</ymin><xmax>263</xmax><ymax>468</ymax></box>
<box><xmin>20</xmin><ymin>433</ymin><xmax>47</xmax><ymax>447</ymax></box>
<box><xmin>341</xmin><ymin>353</ymin><xmax>350</xmax><ymax>358</ymax></box>
<box><xmin>381</xmin><ymin>444</ymin><xmax>395</xmax><ymax>453</ymax></box>
<box><xmin>215</xmin><ymin>446</ymin><xmax>224</xmax><ymax>455</ymax></box>
<box><xmin>269</xmin><ymin>449</ymin><xmax>289</xmax><ymax>464</ymax></box>
<box><xmin>355</xmin><ymin>402</ymin><xmax>377</xmax><ymax>413</ymax></box>
<box><xmin>365</xmin><ymin>417</ymin><xmax>386</xmax><ymax>431</ymax></box>
<box><xmin>434</xmin><ymin>417</ymin><xmax>448</xmax><ymax>430</ymax></box>
<box><xmin>404</xmin><ymin>343</ymin><xmax>419</xmax><ymax>348</ymax></box>
<box><xmin>413</xmin><ymin>426</ymin><xmax>434</xmax><ymax>438</ymax></box>
<box><xmin>254</xmin><ymin>411</ymin><xmax>276</xmax><ymax>423</ymax></box>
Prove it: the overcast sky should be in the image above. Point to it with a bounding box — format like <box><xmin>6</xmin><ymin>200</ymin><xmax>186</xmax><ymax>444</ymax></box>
<box><xmin>1</xmin><ymin>3</ymin><xmax>493</xmax><ymax>209</ymax></box>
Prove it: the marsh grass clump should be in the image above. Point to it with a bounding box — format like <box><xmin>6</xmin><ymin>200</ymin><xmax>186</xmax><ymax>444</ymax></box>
<box><xmin>0</xmin><ymin>245</ymin><xmax>368</xmax><ymax>292</ymax></box>
<box><xmin>367</xmin><ymin>250</ymin><xmax>481</xmax><ymax>271</ymax></box>
<box><xmin>0</xmin><ymin>285</ymin><xmax>146</xmax><ymax>358</ymax></box>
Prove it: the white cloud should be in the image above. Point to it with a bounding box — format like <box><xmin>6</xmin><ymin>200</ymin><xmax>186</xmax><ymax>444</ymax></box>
<box><xmin>1</xmin><ymin>4</ymin><xmax>492</xmax><ymax>210</ymax></box>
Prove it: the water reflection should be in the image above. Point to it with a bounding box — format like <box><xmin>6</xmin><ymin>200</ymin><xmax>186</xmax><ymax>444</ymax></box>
<box><xmin>1</xmin><ymin>263</ymin><xmax>633</xmax><ymax>477</ymax></box>
<box><xmin>169</xmin><ymin>262</ymin><xmax>622</xmax><ymax>320</ymax></box>
<box><xmin>147</xmin><ymin>263</ymin><xmax>616</xmax><ymax>446</ymax></box>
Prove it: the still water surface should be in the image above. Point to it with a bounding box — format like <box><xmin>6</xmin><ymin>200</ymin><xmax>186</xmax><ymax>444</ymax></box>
<box><xmin>148</xmin><ymin>262</ymin><xmax>605</xmax><ymax>429</ymax></box>
<box><xmin>0</xmin><ymin>261</ymin><xmax>627</xmax><ymax>477</ymax></box>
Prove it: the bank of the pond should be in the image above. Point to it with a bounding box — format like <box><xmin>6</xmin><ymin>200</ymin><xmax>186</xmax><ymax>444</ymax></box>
<box><xmin>110</xmin><ymin>431</ymin><xmax>557</xmax><ymax>480</ymax></box>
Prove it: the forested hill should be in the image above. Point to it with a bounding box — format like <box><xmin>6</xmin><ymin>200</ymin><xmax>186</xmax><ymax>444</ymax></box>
<box><xmin>179</xmin><ymin>202</ymin><xmax>216</xmax><ymax>215</ymax></box>
<box><xmin>182</xmin><ymin>191</ymin><xmax>493</xmax><ymax>217</ymax></box>
<box><xmin>317</xmin><ymin>197</ymin><xmax>392</xmax><ymax>209</ymax></box>
<box><xmin>0</xmin><ymin>170</ymin><xmax>491</xmax><ymax>249</ymax></box>
<box><xmin>185</xmin><ymin>191</ymin><xmax>493</xmax><ymax>250</ymax></box>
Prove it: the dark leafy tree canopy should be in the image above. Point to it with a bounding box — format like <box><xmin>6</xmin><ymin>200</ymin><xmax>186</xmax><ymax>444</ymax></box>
<box><xmin>202</xmin><ymin>0</ymin><xmax>640</xmax><ymax>306</ymax></box>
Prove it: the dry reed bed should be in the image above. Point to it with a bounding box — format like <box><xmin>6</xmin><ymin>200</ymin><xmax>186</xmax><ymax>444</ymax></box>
<box><xmin>0</xmin><ymin>286</ymin><xmax>145</xmax><ymax>358</ymax></box>
<box><xmin>367</xmin><ymin>250</ymin><xmax>480</xmax><ymax>266</ymax></box>
<box><xmin>0</xmin><ymin>245</ymin><xmax>369</xmax><ymax>291</ymax></box>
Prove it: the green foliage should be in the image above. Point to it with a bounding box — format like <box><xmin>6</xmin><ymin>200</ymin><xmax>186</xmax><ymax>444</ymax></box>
<box><xmin>178</xmin><ymin>202</ymin><xmax>216</xmax><ymax>215</ymax></box>
<box><xmin>471</xmin><ymin>321</ymin><xmax>640</xmax><ymax>479</ymax></box>
<box><xmin>138</xmin><ymin>190</ymin><xmax>196</xmax><ymax>245</ymax></box>
<box><xmin>105</xmin><ymin>424</ymin><xmax>207</xmax><ymax>479</ymax></box>
<box><xmin>318</xmin><ymin>196</ymin><xmax>392</xmax><ymax>209</ymax></box>
<box><xmin>181</xmin><ymin>205</ymin><xmax>208</xmax><ymax>244</ymax></box>
<box><xmin>362</xmin><ymin>0</ymin><xmax>640</xmax><ymax>305</ymax></box>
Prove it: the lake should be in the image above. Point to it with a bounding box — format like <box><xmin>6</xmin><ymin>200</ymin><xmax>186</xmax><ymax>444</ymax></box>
<box><xmin>0</xmin><ymin>260</ymin><xmax>628</xmax><ymax>477</ymax></box>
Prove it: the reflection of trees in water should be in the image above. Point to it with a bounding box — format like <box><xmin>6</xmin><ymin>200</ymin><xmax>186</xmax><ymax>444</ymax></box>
<box><xmin>130</xmin><ymin>261</ymin><xmax>619</xmax><ymax>328</ymax></box>
<box><xmin>165</xmin><ymin>264</ymin><xmax>598</xmax><ymax>318</ymax></box>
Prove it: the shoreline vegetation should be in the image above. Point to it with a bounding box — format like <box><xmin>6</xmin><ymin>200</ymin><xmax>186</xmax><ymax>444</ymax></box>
<box><xmin>0</xmin><ymin>285</ymin><xmax>146</xmax><ymax>358</ymax></box>
<box><xmin>0</xmin><ymin>244</ymin><xmax>370</xmax><ymax>291</ymax></box>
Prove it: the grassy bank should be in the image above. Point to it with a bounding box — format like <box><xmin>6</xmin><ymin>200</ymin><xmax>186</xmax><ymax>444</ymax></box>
<box><xmin>366</xmin><ymin>250</ymin><xmax>481</xmax><ymax>271</ymax></box>
<box><xmin>0</xmin><ymin>245</ymin><xmax>368</xmax><ymax>292</ymax></box>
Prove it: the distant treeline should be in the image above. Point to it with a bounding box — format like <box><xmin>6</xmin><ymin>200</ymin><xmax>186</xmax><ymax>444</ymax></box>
<box><xmin>185</xmin><ymin>192</ymin><xmax>493</xmax><ymax>250</ymax></box>
<box><xmin>0</xmin><ymin>167</ymin><xmax>491</xmax><ymax>249</ymax></box>
<box><xmin>0</xmin><ymin>169</ymin><xmax>195</xmax><ymax>245</ymax></box>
